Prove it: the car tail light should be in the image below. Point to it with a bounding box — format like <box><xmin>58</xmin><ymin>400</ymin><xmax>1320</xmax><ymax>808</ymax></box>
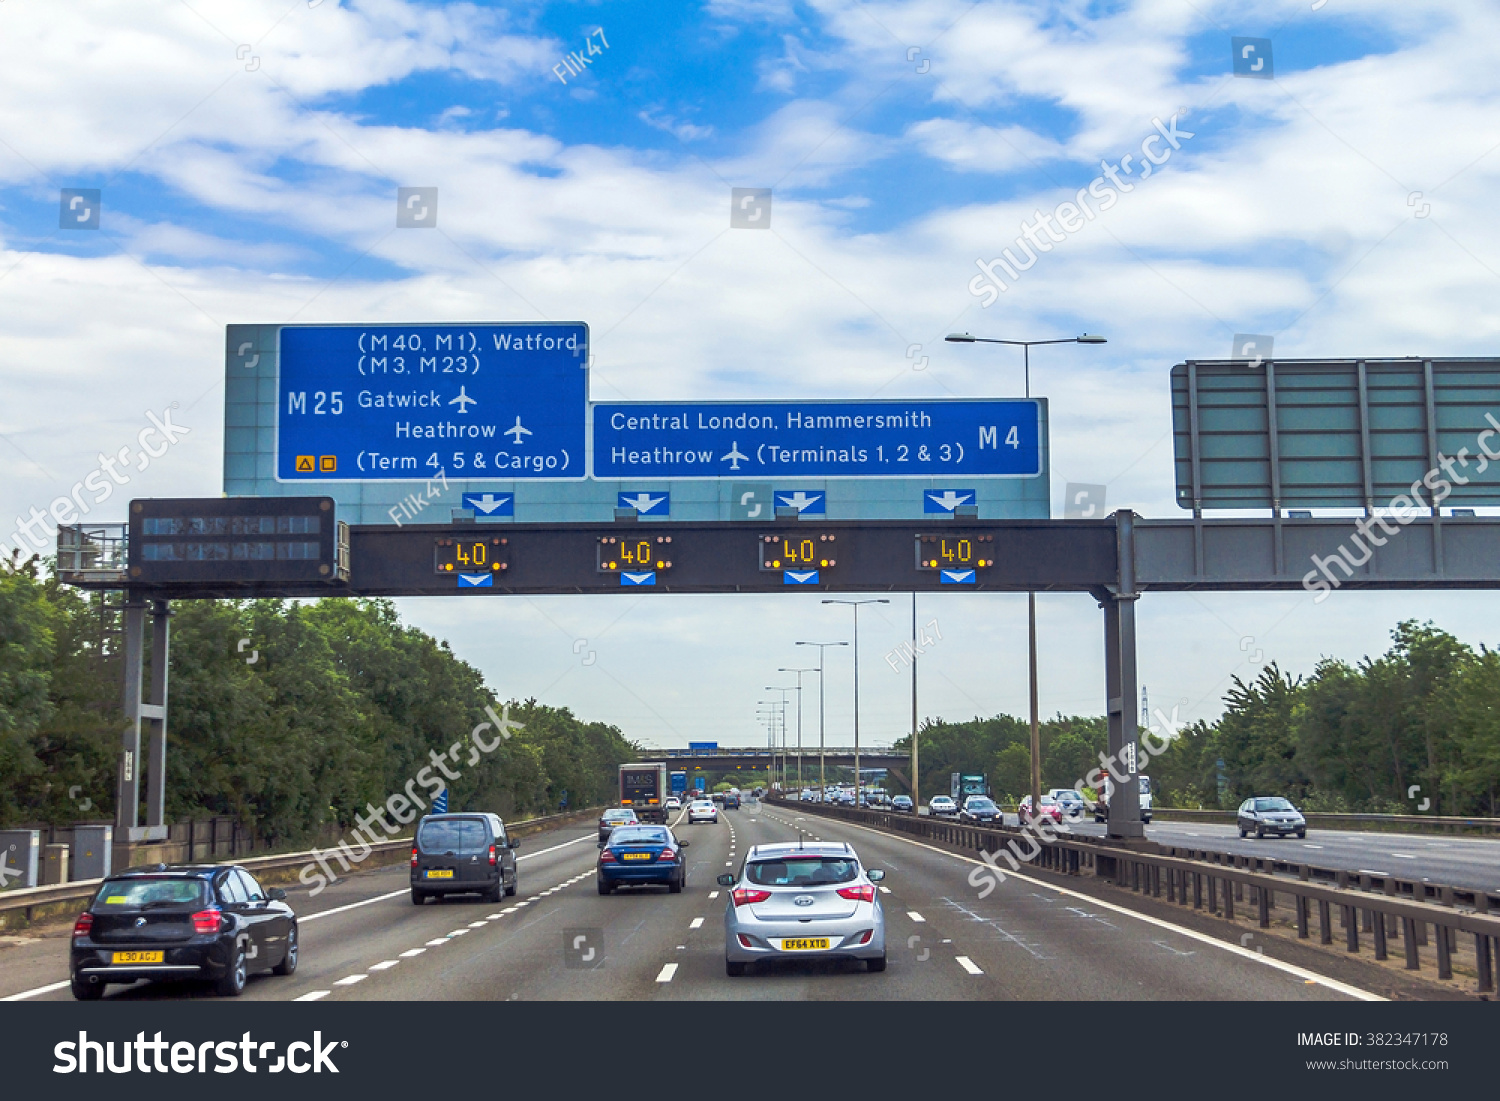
<box><xmin>850</xmin><ymin>929</ymin><xmax>873</xmax><ymax>946</ymax></box>
<box><xmin>488</xmin><ymin>844</ymin><xmax>498</xmax><ymax>866</ymax></box>
<box><xmin>658</xmin><ymin>848</ymin><xmax>675</xmax><ymax>861</ymax></box>
<box><xmin>411</xmin><ymin>847</ymin><xmax>418</xmax><ymax>867</ymax></box>
<box><xmin>72</xmin><ymin>912</ymin><xmax>93</xmax><ymax>938</ymax></box>
<box><xmin>191</xmin><ymin>908</ymin><xmax>223</xmax><ymax>935</ymax></box>
<box><xmin>837</xmin><ymin>884</ymin><xmax>876</xmax><ymax>903</ymax></box>
<box><xmin>737</xmin><ymin>934</ymin><xmax>754</xmax><ymax>948</ymax></box>
<box><xmin>598</xmin><ymin>848</ymin><xmax>616</xmax><ymax>863</ymax></box>
<box><xmin>731</xmin><ymin>888</ymin><xmax>771</xmax><ymax>907</ymax></box>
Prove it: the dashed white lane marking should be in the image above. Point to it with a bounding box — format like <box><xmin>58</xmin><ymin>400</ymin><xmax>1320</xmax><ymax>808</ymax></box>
<box><xmin>878</xmin><ymin>886</ymin><xmax>891</xmax><ymax>894</ymax></box>
<box><xmin>1390</xmin><ymin>853</ymin><xmax>1418</xmax><ymax>859</ymax></box>
<box><xmin>956</xmin><ymin>956</ymin><xmax>984</xmax><ymax>975</ymax></box>
<box><xmin>399</xmin><ymin>948</ymin><xmax>426</xmax><ymax>958</ymax></box>
<box><xmin>301</xmin><ymin>887</ymin><xmax>409</xmax><ymax>923</ymax></box>
<box><xmin>709</xmin><ymin>890</ymin><xmax>720</xmax><ymax>899</ymax></box>
<box><xmin>468</xmin><ymin>921</ymin><xmax>487</xmax><ymax>928</ymax></box>
<box><xmin>725</xmin><ymin>862</ymin><xmax>733</xmax><ymax>867</ymax></box>
<box><xmin>333</xmin><ymin>974</ymin><xmax>367</xmax><ymax>986</ymax></box>
<box><xmin>447</xmin><ymin>929</ymin><xmax>469</xmax><ymax>938</ymax></box>
<box><xmin>502</xmin><ymin>906</ymin><xmax>518</xmax><ymax>914</ymax></box>
<box><xmin>655</xmin><ymin>963</ymin><xmax>679</xmax><ymax>983</ymax></box>
<box><xmin>907</xmin><ymin>911</ymin><xmax>926</xmax><ymax>923</ymax></box>
<box><xmin>369</xmin><ymin>960</ymin><xmax>400</xmax><ymax>971</ymax></box>
<box><xmin>1302</xmin><ymin>844</ymin><xmax>1324</xmax><ymax>849</ymax></box>
<box><xmin>486</xmin><ymin>914</ymin><xmax>504</xmax><ymax>920</ymax></box>
<box><xmin>514</xmin><ymin>902</ymin><xmax>529</xmax><ymax>908</ymax></box>
<box><xmin>527</xmin><ymin>895</ymin><xmax>541</xmax><ymax>901</ymax></box>
<box><xmin>689</xmin><ymin>917</ymin><xmax>705</xmax><ymax>929</ymax></box>
<box><xmin>294</xmin><ymin>990</ymin><xmax>331</xmax><ymax>1002</ymax></box>
<box><xmin>425</xmin><ymin>939</ymin><xmax>449</xmax><ymax>947</ymax></box>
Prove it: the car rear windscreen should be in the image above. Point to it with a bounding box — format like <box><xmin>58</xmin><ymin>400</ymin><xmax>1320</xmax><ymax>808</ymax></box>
<box><xmin>94</xmin><ymin>877</ymin><xmax>206</xmax><ymax>909</ymax></box>
<box><xmin>746</xmin><ymin>857</ymin><xmax>858</xmax><ymax>886</ymax></box>
<box><xmin>417</xmin><ymin>817</ymin><xmax>490</xmax><ymax>854</ymax></box>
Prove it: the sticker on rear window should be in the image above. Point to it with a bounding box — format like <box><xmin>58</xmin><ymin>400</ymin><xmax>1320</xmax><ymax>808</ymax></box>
<box><xmin>105</xmin><ymin>895</ymin><xmax>127</xmax><ymax>904</ymax></box>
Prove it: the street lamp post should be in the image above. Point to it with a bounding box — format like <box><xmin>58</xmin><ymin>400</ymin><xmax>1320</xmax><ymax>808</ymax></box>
<box><xmin>765</xmin><ymin>686</ymin><xmax>794</xmax><ymax>792</ymax></box>
<box><xmin>945</xmin><ymin>331</ymin><xmax>1106</xmax><ymax>817</ymax></box>
<box><xmin>796</xmin><ymin>640</ymin><xmax>847</xmax><ymax>801</ymax></box>
<box><xmin>779</xmin><ymin>667</ymin><xmax>817</xmax><ymax>793</ymax></box>
<box><xmin>822</xmin><ymin>599</ymin><xmax>889</xmax><ymax>806</ymax></box>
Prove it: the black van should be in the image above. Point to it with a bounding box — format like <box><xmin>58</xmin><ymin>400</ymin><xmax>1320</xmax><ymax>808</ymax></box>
<box><xmin>411</xmin><ymin>813</ymin><xmax>520</xmax><ymax>905</ymax></box>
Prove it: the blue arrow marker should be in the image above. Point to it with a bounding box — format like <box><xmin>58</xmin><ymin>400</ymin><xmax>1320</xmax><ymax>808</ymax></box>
<box><xmin>924</xmin><ymin>489</ymin><xmax>975</xmax><ymax>513</ymax></box>
<box><xmin>462</xmin><ymin>492</ymin><xmax>513</xmax><ymax>516</ymax></box>
<box><xmin>783</xmin><ymin>570</ymin><xmax>819</xmax><ymax>585</ymax></box>
<box><xmin>621</xmin><ymin>571</ymin><xmax>656</xmax><ymax>586</ymax></box>
<box><xmin>618</xmin><ymin>492</ymin><xmax>669</xmax><ymax>515</ymax></box>
<box><xmin>458</xmin><ymin>573</ymin><xmax>493</xmax><ymax>587</ymax></box>
<box><xmin>940</xmin><ymin>569</ymin><xmax>976</xmax><ymax>584</ymax></box>
<box><xmin>775</xmin><ymin>490</ymin><xmax>826</xmax><ymax>514</ymax></box>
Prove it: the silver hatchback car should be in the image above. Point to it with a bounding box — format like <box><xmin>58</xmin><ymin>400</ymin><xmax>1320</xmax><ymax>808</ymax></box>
<box><xmin>717</xmin><ymin>841</ymin><xmax>887</xmax><ymax>975</ymax></box>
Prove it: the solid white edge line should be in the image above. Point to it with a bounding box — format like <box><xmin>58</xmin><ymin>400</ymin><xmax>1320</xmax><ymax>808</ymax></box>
<box><xmin>655</xmin><ymin>963</ymin><xmax>678</xmax><ymax>982</ymax></box>
<box><xmin>824</xmin><ymin>816</ymin><xmax>1385</xmax><ymax>1001</ymax></box>
<box><xmin>1</xmin><ymin>979</ymin><xmax>70</xmax><ymax>1002</ymax></box>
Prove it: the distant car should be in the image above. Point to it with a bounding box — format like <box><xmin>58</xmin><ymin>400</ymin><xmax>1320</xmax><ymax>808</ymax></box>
<box><xmin>723</xmin><ymin>792</ymin><xmax>741</xmax><ymax>810</ymax></box>
<box><xmin>599</xmin><ymin>808</ymin><xmax>640</xmax><ymax>842</ymax></box>
<box><xmin>891</xmin><ymin>795</ymin><xmax>914</xmax><ymax>813</ymax></box>
<box><xmin>799</xmin><ymin>789</ymin><xmax>817</xmax><ymax>802</ymax></box>
<box><xmin>959</xmin><ymin>796</ymin><xmax>1002</xmax><ymax>825</ymax></box>
<box><xmin>411</xmin><ymin>813</ymin><xmax>520</xmax><ymax>904</ymax></box>
<box><xmin>711</xmin><ymin>792</ymin><xmax>725</xmax><ymax>805</ymax></box>
<box><xmin>688</xmin><ymin>799</ymin><xmax>719</xmax><ymax>824</ymax></box>
<box><xmin>665</xmin><ymin>797</ymin><xmax>682</xmax><ymax>811</ymax></box>
<box><xmin>1018</xmin><ymin>795</ymin><xmax>1064</xmax><ymax>827</ymax></box>
<box><xmin>1237</xmin><ymin>797</ymin><xmax>1307</xmax><ymax>839</ymax></box>
<box><xmin>597</xmin><ymin>825</ymin><xmax>691</xmax><ymax>894</ymax></box>
<box><xmin>70</xmin><ymin>864</ymin><xmax>297</xmax><ymax>999</ymax></box>
<box><xmin>719</xmin><ymin>841</ymin><xmax>886</xmax><ymax>976</ymax></box>
<box><xmin>1048</xmin><ymin>788</ymin><xmax>1088</xmax><ymax>818</ymax></box>
<box><xmin>929</xmin><ymin>795</ymin><xmax>958</xmax><ymax>817</ymax></box>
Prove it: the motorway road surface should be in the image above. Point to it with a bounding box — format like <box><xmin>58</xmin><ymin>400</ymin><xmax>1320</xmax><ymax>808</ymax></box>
<box><xmin>1000</xmin><ymin>816</ymin><xmax>1500</xmax><ymax>894</ymax></box>
<box><xmin>2</xmin><ymin>802</ymin><xmax>1382</xmax><ymax>1003</ymax></box>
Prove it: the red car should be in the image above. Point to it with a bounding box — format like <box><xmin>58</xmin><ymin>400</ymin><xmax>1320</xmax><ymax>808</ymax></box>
<box><xmin>1017</xmin><ymin>795</ymin><xmax>1064</xmax><ymax>826</ymax></box>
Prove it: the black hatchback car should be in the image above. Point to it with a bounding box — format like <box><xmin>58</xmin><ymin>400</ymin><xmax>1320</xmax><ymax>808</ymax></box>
<box><xmin>70</xmin><ymin>864</ymin><xmax>297</xmax><ymax>999</ymax></box>
<box><xmin>411</xmin><ymin>813</ymin><xmax>519</xmax><ymax>904</ymax></box>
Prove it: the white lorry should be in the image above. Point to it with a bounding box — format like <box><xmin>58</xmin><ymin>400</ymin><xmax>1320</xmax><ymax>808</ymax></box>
<box><xmin>1094</xmin><ymin>774</ymin><xmax>1153</xmax><ymax>824</ymax></box>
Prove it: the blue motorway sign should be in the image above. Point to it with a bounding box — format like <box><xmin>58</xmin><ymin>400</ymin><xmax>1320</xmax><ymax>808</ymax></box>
<box><xmin>592</xmin><ymin>400</ymin><xmax>1040</xmax><ymax>479</ymax></box>
<box><xmin>275</xmin><ymin>324</ymin><xmax>587</xmax><ymax>481</ymax></box>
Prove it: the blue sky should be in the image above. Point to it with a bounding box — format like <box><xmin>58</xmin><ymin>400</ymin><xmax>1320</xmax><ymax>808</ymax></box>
<box><xmin>2</xmin><ymin>0</ymin><xmax>1498</xmax><ymax>746</ymax></box>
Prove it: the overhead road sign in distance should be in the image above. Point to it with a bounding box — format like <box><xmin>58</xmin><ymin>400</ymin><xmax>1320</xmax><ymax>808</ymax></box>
<box><xmin>1173</xmin><ymin>357</ymin><xmax>1500</xmax><ymax>511</ymax></box>
<box><xmin>593</xmin><ymin>400</ymin><xmax>1041</xmax><ymax>479</ymax></box>
<box><xmin>127</xmin><ymin>497</ymin><xmax>348</xmax><ymax>590</ymax></box>
<box><xmin>274</xmin><ymin>323</ymin><xmax>587</xmax><ymax>482</ymax></box>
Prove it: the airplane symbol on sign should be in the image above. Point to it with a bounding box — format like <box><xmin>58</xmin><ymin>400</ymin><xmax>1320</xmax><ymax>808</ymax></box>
<box><xmin>505</xmin><ymin>416</ymin><xmax>531</xmax><ymax>444</ymax></box>
<box><xmin>449</xmin><ymin>386</ymin><xmax>477</xmax><ymax>413</ymax></box>
<box><xmin>721</xmin><ymin>441</ymin><xmax>749</xmax><ymax>470</ymax></box>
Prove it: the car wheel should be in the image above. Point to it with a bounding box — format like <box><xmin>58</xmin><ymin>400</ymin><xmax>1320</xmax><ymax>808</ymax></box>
<box><xmin>272</xmin><ymin>924</ymin><xmax>299</xmax><ymax>976</ymax></box>
<box><xmin>1238</xmin><ymin>828</ymin><xmax>1247</xmax><ymax>838</ymax></box>
<box><xmin>411</xmin><ymin>888</ymin><xmax>427</xmax><ymax>905</ymax></box>
<box><xmin>505</xmin><ymin>876</ymin><xmax>517</xmax><ymax>897</ymax></box>
<box><xmin>1256</xmin><ymin>827</ymin><xmax>1266</xmax><ymax>839</ymax></box>
<box><xmin>726</xmin><ymin>959</ymin><xmax>746</xmax><ymax>977</ymax></box>
<box><xmin>867</xmin><ymin>954</ymin><xmax>887</xmax><ymax>973</ymax></box>
<box><xmin>1297</xmin><ymin>830</ymin><xmax>1306</xmax><ymax>839</ymax></box>
<box><xmin>597</xmin><ymin>879</ymin><xmax>612</xmax><ymax>895</ymax></box>
<box><xmin>70</xmin><ymin>975</ymin><xmax>104</xmax><ymax>1000</ymax></box>
<box><xmin>484</xmin><ymin>878</ymin><xmax>503</xmax><ymax>904</ymax></box>
<box><xmin>216</xmin><ymin>944</ymin><xmax>248</xmax><ymax>997</ymax></box>
<box><xmin>669</xmin><ymin>874</ymin><xmax>683</xmax><ymax>894</ymax></box>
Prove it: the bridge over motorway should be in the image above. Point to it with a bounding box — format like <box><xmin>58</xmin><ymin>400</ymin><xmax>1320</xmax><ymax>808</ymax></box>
<box><xmin>638</xmin><ymin>746</ymin><xmax>910</xmax><ymax>787</ymax></box>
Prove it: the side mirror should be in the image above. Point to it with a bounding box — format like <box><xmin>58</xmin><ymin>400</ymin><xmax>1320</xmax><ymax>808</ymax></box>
<box><xmin>267</xmin><ymin>887</ymin><xmax>287</xmax><ymax>901</ymax></box>
<box><xmin>508</xmin><ymin>838</ymin><xmax>521</xmax><ymax>849</ymax></box>
<box><xmin>716</xmin><ymin>873</ymin><xmax>735</xmax><ymax>887</ymax></box>
<box><xmin>867</xmin><ymin>870</ymin><xmax>885</xmax><ymax>882</ymax></box>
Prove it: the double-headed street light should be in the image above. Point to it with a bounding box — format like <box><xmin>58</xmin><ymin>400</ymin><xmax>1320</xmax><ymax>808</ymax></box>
<box><xmin>778</xmin><ymin>667</ymin><xmax>817</xmax><ymax>793</ymax></box>
<box><xmin>795</xmin><ymin>640</ymin><xmax>847</xmax><ymax>799</ymax></box>
<box><xmin>821</xmin><ymin>598</ymin><xmax>889</xmax><ymax>805</ymax></box>
<box><xmin>944</xmin><ymin>331</ymin><xmax>1107</xmax><ymax>817</ymax></box>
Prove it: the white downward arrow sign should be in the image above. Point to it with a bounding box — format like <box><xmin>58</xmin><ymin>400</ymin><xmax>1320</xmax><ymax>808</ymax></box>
<box><xmin>928</xmin><ymin>491</ymin><xmax>972</xmax><ymax>511</ymax></box>
<box><xmin>467</xmin><ymin>494</ymin><xmax>510</xmax><ymax>514</ymax></box>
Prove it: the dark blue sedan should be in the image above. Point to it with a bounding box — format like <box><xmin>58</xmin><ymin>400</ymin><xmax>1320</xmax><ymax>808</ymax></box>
<box><xmin>597</xmin><ymin>825</ymin><xmax>690</xmax><ymax>894</ymax></box>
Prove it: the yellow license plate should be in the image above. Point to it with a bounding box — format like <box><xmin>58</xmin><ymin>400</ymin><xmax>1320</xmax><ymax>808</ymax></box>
<box><xmin>780</xmin><ymin>938</ymin><xmax>830</xmax><ymax>951</ymax></box>
<box><xmin>425</xmin><ymin>869</ymin><xmax>454</xmax><ymax>879</ymax></box>
<box><xmin>111</xmin><ymin>950</ymin><xmax>163</xmax><ymax>965</ymax></box>
<box><xmin>621</xmin><ymin>852</ymin><xmax>652</xmax><ymax>861</ymax></box>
